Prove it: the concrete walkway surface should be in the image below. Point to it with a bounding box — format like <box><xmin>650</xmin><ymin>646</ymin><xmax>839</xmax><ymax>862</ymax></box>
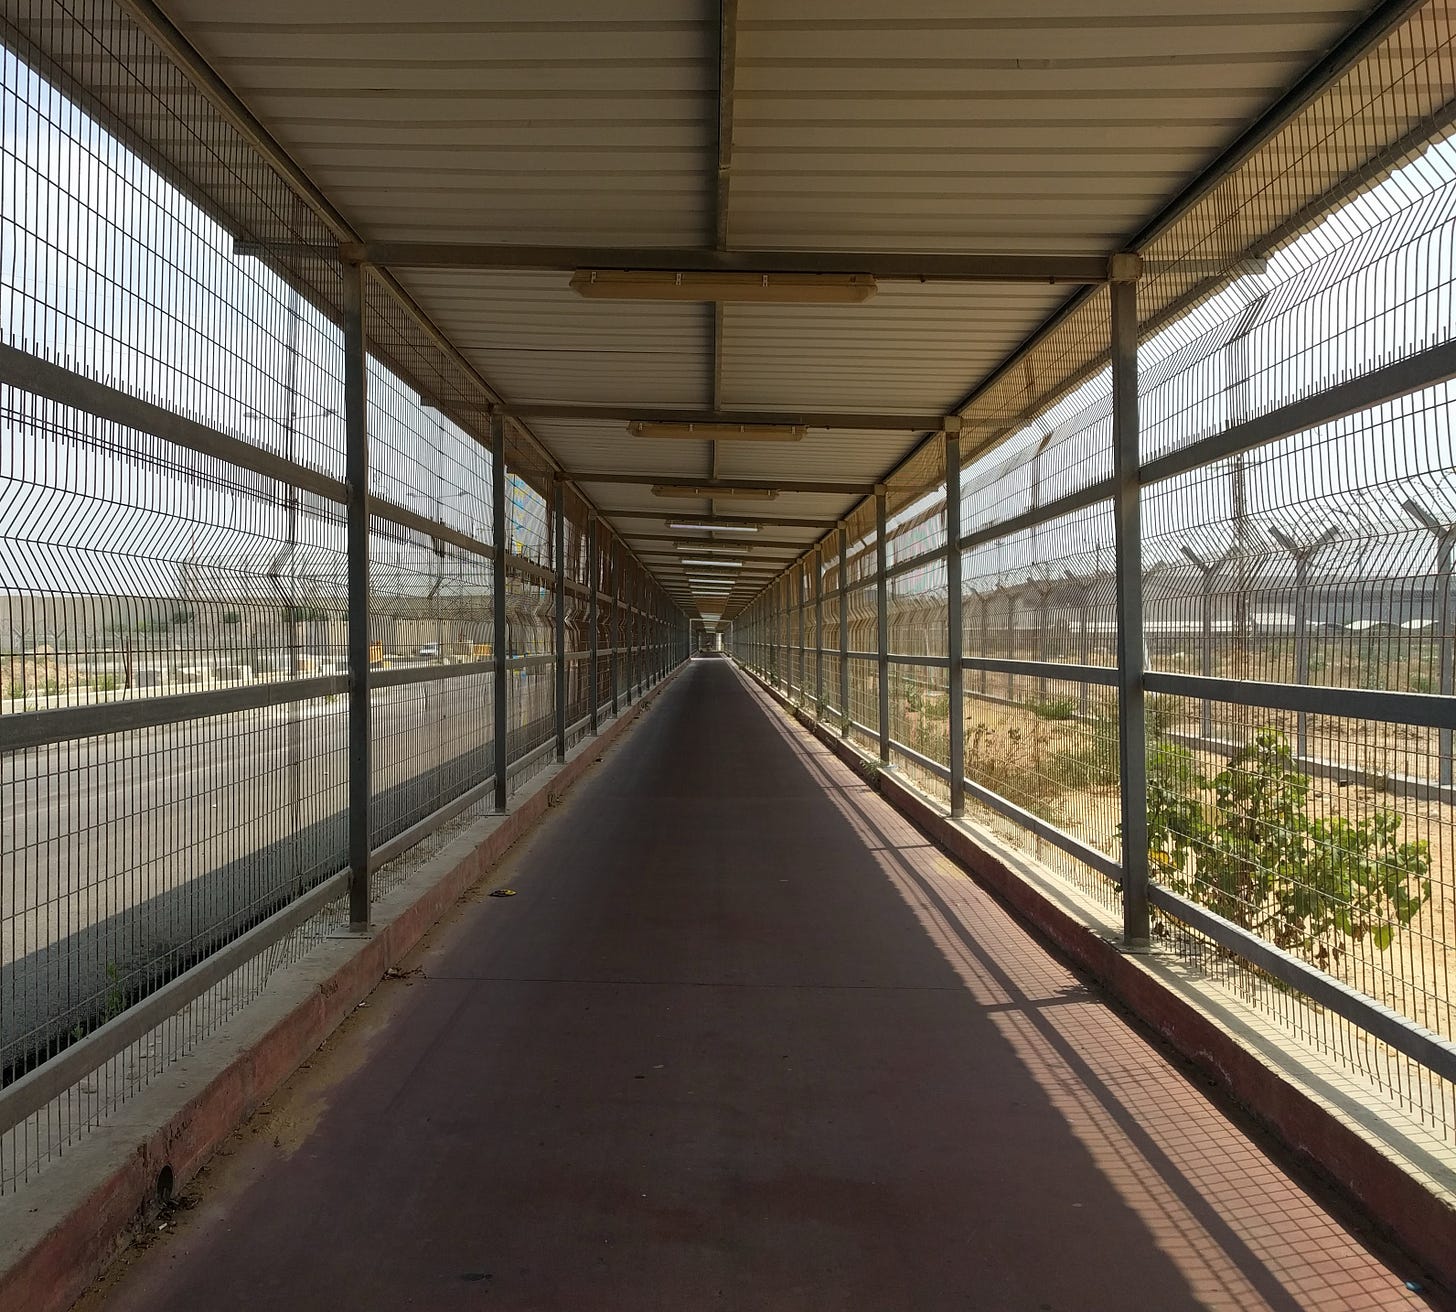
<box><xmin>82</xmin><ymin>659</ymin><xmax>1437</xmax><ymax>1311</ymax></box>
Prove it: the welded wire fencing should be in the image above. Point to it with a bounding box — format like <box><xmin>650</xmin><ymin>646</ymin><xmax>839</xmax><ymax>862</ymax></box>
<box><xmin>736</xmin><ymin>5</ymin><xmax>1456</xmax><ymax>1149</ymax></box>
<box><xmin>0</xmin><ymin>1</ymin><xmax>685</xmax><ymax>1192</ymax></box>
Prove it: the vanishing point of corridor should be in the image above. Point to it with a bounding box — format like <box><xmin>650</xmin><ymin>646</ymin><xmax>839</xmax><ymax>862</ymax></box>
<box><xmin>85</xmin><ymin>661</ymin><xmax>1427</xmax><ymax>1312</ymax></box>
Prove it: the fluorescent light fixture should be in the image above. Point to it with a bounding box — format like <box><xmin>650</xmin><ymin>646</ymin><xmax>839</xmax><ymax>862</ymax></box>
<box><xmin>680</xmin><ymin>558</ymin><xmax>742</xmax><ymax>568</ymax></box>
<box><xmin>570</xmin><ymin>269</ymin><xmax>877</xmax><ymax>305</ymax></box>
<box><xmin>652</xmin><ymin>485</ymin><xmax>779</xmax><ymax>501</ymax></box>
<box><xmin>667</xmin><ymin>520</ymin><xmax>760</xmax><ymax>533</ymax></box>
<box><xmin>673</xmin><ymin>541</ymin><xmax>753</xmax><ymax>553</ymax></box>
<box><xmin>627</xmin><ymin>420</ymin><xmax>806</xmax><ymax>443</ymax></box>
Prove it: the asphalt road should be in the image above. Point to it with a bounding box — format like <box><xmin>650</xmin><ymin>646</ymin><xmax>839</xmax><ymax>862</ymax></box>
<box><xmin>0</xmin><ymin>672</ymin><xmax>560</xmax><ymax>1062</ymax></box>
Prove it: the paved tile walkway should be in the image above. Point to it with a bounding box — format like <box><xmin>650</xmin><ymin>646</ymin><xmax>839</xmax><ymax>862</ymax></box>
<box><xmin>89</xmin><ymin>660</ymin><xmax>1434</xmax><ymax>1311</ymax></box>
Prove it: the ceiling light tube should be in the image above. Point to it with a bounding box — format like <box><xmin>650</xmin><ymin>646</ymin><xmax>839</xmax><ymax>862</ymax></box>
<box><xmin>680</xmin><ymin>558</ymin><xmax>742</xmax><ymax>568</ymax></box>
<box><xmin>652</xmin><ymin>485</ymin><xmax>779</xmax><ymax>501</ymax></box>
<box><xmin>570</xmin><ymin>269</ymin><xmax>877</xmax><ymax>305</ymax></box>
<box><xmin>672</xmin><ymin>541</ymin><xmax>754</xmax><ymax>553</ymax></box>
<box><xmin>627</xmin><ymin>420</ymin><xmax>807</xmax><ymax>442</ymax></box>
<box><xmin>667</xmin><ymin>520</ymin><xmax>760</xmax><ymax>533</ymax></box>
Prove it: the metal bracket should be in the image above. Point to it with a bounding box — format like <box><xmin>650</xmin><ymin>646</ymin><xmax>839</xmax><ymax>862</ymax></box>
<box><xmin>1107</xmin><ymin>252</ymin><xmax>1144</xmax><ymax>283</ymax></box>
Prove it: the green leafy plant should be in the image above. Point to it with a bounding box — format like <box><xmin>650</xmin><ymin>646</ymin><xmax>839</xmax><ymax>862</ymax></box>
<box><xmin>1147</xmin><ymin>727</ymin><xmax>1432</xmax><ymax>970</ymax></box>
<box><xmin>93</xmin><ymin>673</ymin><xmax>119</xmax><ymax>692</ymax></box>
<box><xmin>1027</xmin><ymin>695</ymin><xmax>1078</xmax><ymax>721</ymax></box>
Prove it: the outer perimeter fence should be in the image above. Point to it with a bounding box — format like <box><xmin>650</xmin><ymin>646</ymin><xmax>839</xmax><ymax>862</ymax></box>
<box><xmin>737</xmin><ymin>3</ymin><xmax>1456</xmax><ymax>1154</ymax></box>
<box><xmin>0</xmin><ymin>1</ymin><xmax>686</xmax><ymax>1191</ymax></box>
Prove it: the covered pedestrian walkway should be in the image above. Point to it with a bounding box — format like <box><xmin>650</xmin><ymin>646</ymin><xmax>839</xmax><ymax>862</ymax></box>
<box><xmin>82</xmin><ymin>659</ymin><xmax>1427</xmax><ymax>1312</ymax></box>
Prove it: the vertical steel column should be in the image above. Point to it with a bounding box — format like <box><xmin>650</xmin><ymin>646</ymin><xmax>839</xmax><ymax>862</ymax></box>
<box><xmin>623</xmin><ymin>565</ymin><xmax>633</xmax><ymax>706</ymax></box>
<box><xmin>610</xmin><ymin>542</ymin><xmax>620</xmax><ymax>716</ymax></box>
<box><xmin>587</xmin><ymin>515</ymin><xmax>600</xmax><ymax>733</ymax></box>
<box><xmin>553</xmin><ymin>480</ymin><xmax>567</xmax><ymax>760</ymax></box>
<box><xmin>875</xmin><ymin>486</ymin><xmax>890</xmax><ymax>763</ymax></box>
<box><xmin>814</xmin><ymin>544</ymin><xmax>824</xmax><ymax>714</ymax></box>
<box><xmin>838</xmin><ymin>524</ymin><xmax>850</xmax><ymax>735</ymax></box>
<box><xmin>945</xmin><ymin>434</ymin><xmax>965</xmax><ymax>818</ymax></box>
<box><xmin>797</xmin><ymin>562</ymin><xmax>806</xmax><ymax>699</ymax></box>
<box><xmin>1110</xmin><ymin>266</ymin><xmax>1149</xmax><ymax>951</ymax></box>
<box><xmin>342</xmin><ymin>261</ymin><xmax>372</xmax><ymax>929</ymax></box>
<box><xmin>490</xmin><ymin>412</ymin><xmax>509</xmax><ymax>812</ymax></box>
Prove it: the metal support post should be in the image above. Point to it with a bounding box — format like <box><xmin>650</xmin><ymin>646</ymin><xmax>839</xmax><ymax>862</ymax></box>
<box><xmin>839</xmin><ymin>524</ymin><xmax>850</xmax><ymax>734</ymax></box>
<box><xmin>587</xmin><ymin>515</ymin><xmax>600</xmax><ymax>733</ymax></box>
<box><xmin>342</xmin><ymin>261</ymin><xmax>372</xmax><ymax>929</ymax></box>
<box><xmin>798</xmin><ymin>563</ymin><xmax>806</xmax><ymax>699</ymax></box>
<box><xmin>1180</xmin><ymin>547</ymin><xmax>1227</xmax><ymax>740</ymax></box>
<box><xmin>945</xmin><ymin>434</ymin><xmax>965</xmax><ymax>817</ymax></box>
<box><xmin>814</xmin><ymin>544</ymin><xmax>824</xmax><ymax>714</ymax></box>
<box><xmin>610</xmin><ymin>548</ymin><xmax>620</xmax><ymax>716</ymax></box>
<box><xmin>553</xmin><ymin>480</ymin><xmax>567</xmax><ymax>761</ymax></box>
<box><xmin>623</xmin><ymin>568</ymin><xmax>632</xmax><ymax>704</ymax></box>
<box><xmin>1111</xmin><ymin>272</ymin><xmax>1149</xmax><ymax>951</ymax></box>
<box><xmin>1270</xmin><ymin>525</ymin><xmax>1337</xmax><ymax>760</ymax></box>
<box><xmin>876</xmin><ymin>487</ymin><xmax>890</xmax><ymax>763</ymax></box>
<box><xmin>490</xmin><ymin>413</ymin><xmax>510</xmax><ymax>811</ymax></box>
<box><xmin>1404</xmin><ymin>498</ymin><xmax>1456</xmax><ymax>787</ymax></box>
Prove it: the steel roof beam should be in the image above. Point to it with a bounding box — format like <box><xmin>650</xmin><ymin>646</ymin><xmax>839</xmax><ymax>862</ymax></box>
<box><xmin>341</xmin><ymin>243</ymin><xmax>1111</xmax><ymax>285</ymax></box>
<box><xmin>511</xmin><ymin>402</ymin><xmax>954</xmax><ymax>432</ymax></box>
<box><xmin>569</xmin><ymin>472</ymin><xmax>872</xmax><ymax>495</ymax></box>
<box><xmin>592</xmin><ymin>508</ymin><xmax>836</xmax><ymax>529</ymax></box>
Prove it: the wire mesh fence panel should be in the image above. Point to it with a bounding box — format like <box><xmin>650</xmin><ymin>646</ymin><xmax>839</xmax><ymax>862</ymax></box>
<box><xmin>0</xmin><ymin>0</ymin><xmax>684</xmax><ymax>1191</ymax></box>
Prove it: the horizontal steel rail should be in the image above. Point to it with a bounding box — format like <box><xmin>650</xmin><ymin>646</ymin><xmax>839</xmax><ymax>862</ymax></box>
<box><xmin>884</xmin><ymin>543</ymin><xmax>949</xmax><ymax>582</ymax></box>
<box><xmin>964</xmin><ymin>655</ymin><xmax>1120</xmax><ymax>686</ymax></box>
<box><xmin>372</xmin><ymin>661</ymin><xmax>496</xmax><ymax>689</ymax></box>
<box><xmin>1144</xmin><ymin>672</ymin><xmax>1456</xmax><ymax>729</ymax></box>
<box><xmin>0</xmin><ymin>342</ymin><xmax>514</xmax><ymax>566</ymax></box>
<box><xmin>959</xmin><ymin>775</ymin><xmax>1124</xmax><ymax>882</ymax></box>
<box><xmin>1147</xmin><ymin>884</ymin><xmax>1456</xmax><ymax>1086</ymax></box>
<box><xmin>1141</xmin><ymin>337</ymin><xmax>1456</xmax><ymax>488</ymax></box>
<box><xmin>887</xmin><ymin>653</ymin><xmax>950</xmax><ymax>668</ymax></box>
<box><xmin>0</xmin><ymin>674</ymin><xmax>349</xmax><ymax>750</ymax></box>
<box><xmin>0</xmin><ymin>869</ymin><xmax>352</xmax><ymax>1135</ymax></box>
<box><xmin>957</xmin><ymin>479</ymin><xmax>1116</xmax><ymax>553</ymax></box>
<box><xmin>890</xmin><ymin>737</ymin><xmax>952</xmax><ymax>781</ymax></box>
<box><xmin>943</xmin><ymin>338</ymin><xmax>1456</xmax><ymax>560</ymax></box>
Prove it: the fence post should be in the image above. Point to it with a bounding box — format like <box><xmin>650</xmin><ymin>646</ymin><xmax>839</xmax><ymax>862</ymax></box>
<box><xmin>1110</xmin><ymin>261</ymin><xmax>1149</xmax><ymax>952</ymax></box>
<box><xmin>946</xmin><ymin>433</ymin><xmax>965</xmax><ymax>817</ymax></box>
<box><xmin>814</xmin><ymin>543</ymin><xmax>825</xmax><ymax>715</ymax></box>
<box><xmin>610</xmin><ymin>543</ymin><xmax>620</xmax><ymax>716</ymax></box>
<box><xmin>838</xmin><ymin>524</ymin><xmax>850</xmax><ymax>733</ymax></box>
<box><xmin>588</xmin><ymin>515</ymin><xmax>599</xmax><ymax>733</ymax></box>
<box><xmin>876</xmin><ymin>485</ymin><xmax>890</xmax><ymax>763</ymax></box>
<box><xmin>1403</xmin><ymin>498</ymin><xmax>1455</xmax><ymax>789</ymax></box>
<box><xmin>1270</xmin><ymin>525</ymin><xmax>1337</xmax><ymax>759</ymax></box>
<box><xmin>554</xmin><ymin>479</ymin><xmax>567</xmax><ymax>760</ymax></box>
<box><xmin>341</xmin><ymin>259</ymin><xmax>372</xmax><ymax>929</ymax></box>
<box><xmin>798</xmin><ymin>561</ymin><xmax>807</xmax><ymax>700</ymax></box>
<box><xmin>1180</xmin><ymin>546</ymin><xmax>1227</xmax><ymax>740</ymax></box>
<box><xmin>490</xmin><ymin>413</ymin><xmax>509</xmax><ymax>812</ymax></box>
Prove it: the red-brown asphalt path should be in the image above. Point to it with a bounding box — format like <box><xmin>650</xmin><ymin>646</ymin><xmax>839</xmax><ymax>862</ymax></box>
<box><xmin>90</xmin><ymin>659</ymin><xmax>1435</xmax><ymax>1311</ymax></box>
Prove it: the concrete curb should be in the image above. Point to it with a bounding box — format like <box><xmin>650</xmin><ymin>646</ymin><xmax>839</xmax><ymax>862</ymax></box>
<box><xmin>738</xmin><ymin>663</ymin><xmax>1456</xmax><ymax>1296</ymax></box>
<box><xmin>0</xmin><ymin>665</ymin><xmax>684</xmax><ymax>1312</ymax></box>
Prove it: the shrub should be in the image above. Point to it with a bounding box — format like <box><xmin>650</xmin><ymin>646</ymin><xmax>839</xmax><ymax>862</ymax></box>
<box><xmin>1027</xmin><ymin>695</ymin><xmax>1078</xmax><ymax>721</ymax></box>
<box><xmin>1147</xmin><ymin>727</ymin><xmax>1431</xmax><ymax>970</ymax></box>
<box><xmin>93</xmin><ymin>674</ymin><xmax>119</xmax><ymax>692</ymax></box>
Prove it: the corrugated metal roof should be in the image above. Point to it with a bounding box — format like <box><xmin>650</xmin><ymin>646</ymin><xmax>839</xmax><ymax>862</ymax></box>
<box><xmin>144</xmin><ymin>0</ymin><xmax>1400</xmax><ymax>617</ymax></box>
